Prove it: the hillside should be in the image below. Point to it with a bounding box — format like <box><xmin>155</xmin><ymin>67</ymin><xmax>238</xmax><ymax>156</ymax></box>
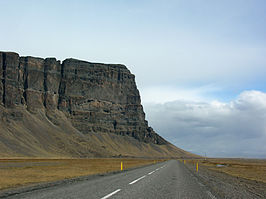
<box><xmin>0</xmin><ymin>51</ymin><xmax>195</xmax><ymax>158</ymax></box>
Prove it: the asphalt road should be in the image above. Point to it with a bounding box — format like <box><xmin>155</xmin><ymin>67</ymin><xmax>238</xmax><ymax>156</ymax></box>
<box><xmin>5</xmin><ymin>160</ymin><xmax>217</xmax><ymax>199</ymax></box>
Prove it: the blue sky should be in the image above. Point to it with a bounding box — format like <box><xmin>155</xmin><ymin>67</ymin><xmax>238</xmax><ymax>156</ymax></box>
<box><xmin>1</xmin><ymin>0</ymin><xmax>266</xmax><ymax>157</ymax></box>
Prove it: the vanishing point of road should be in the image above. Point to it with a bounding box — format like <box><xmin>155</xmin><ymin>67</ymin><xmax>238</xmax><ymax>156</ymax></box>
<box><xmin>4</xmin><ymin>160</ymin><xmax>217</xmax><ymax>199</ymax></box>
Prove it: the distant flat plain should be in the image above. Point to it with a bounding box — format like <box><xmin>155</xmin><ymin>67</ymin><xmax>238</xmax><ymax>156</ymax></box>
<box><xmin>1</xmin><ymin>158</ymin><xmax>266</xmax><ymax>193</ymax></box>
<box><xmin>186</xmin><ymin>158</ymin><xmax>266</xmax><ymax>183</ymax></box>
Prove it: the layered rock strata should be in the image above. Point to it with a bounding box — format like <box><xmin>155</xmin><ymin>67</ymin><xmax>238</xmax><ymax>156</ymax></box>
<box><xmin>0</xmin><ymin>51</ymin><xmax>166</xmax><ymax>145</ymax></box>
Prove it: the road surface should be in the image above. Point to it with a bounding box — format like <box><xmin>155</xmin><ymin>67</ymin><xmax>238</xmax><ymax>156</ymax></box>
<box><xmin>4</xmin><ymin>160</ymin><xmax>217</xmax><ymax>199</ymax></box>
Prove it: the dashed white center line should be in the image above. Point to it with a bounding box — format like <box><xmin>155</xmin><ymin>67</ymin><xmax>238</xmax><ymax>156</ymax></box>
<box><xmin>206</xmin><ymin>191</ymin><xmax>217</xmax><ymax>199</ymax></box>
<box><xmin>148</xmin><ymin>170</ymin><xmax>155</xmax><ymax>175</ymax></box>
<box><xmin>102</xmin><ymin>164</ymin><xmax>167</xmax><ymax>198</ymax></box>
<box><xmin>101</xmin><ymin>189</ymin><xmax>121</xmax><ymax>199</ymax></box>
<box><xmin>198</xmin><ymin>182</ymin><xmax>204</xmax><ymax>187</ymax></box>
<box><xmin>129</xmin><ymin>175</ymin><xmax>146</xmax><ymax>185</ymax></box>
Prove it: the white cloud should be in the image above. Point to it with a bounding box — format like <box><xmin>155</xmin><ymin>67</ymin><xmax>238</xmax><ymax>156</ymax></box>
<box><xmin>140</xmin><ymin>84</ymin><xmax>221</xmax><ymax>103</ymax></box>
<box><xmin>144</xmin><ymin>90</ymin><xmax>266</xmax><ymax>158</ymax></box>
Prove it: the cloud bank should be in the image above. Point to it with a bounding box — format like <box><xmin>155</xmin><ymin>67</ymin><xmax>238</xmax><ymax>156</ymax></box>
<box><xmin>144</xmin><ymin>90</ymin><xmax>266</xmax><ymax>158</ymax></box>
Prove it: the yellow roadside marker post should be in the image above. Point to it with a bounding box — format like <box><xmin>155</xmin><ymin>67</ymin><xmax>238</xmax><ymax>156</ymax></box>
<box><xmin>121</xmin><ymin>161</ymin><xmax>123</xmax><ymax>171</ymax></box>
<box><xmin>184</xmin><ymin>160</ymin><xmax>186</xmax><ymax>164</ymax></box>
<box><xmin>196</xmin><ymin>162</ymin><xmax>199</xmax><ymax>172</ymax></box>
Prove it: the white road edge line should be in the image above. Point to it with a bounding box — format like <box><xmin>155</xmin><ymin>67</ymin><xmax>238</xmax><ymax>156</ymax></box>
<box><xmin>156</xmin><ymin>168</ymin><xmax>160</xmax><ymax>171</ymax></box>
<box><xmin>206</xmin><ymin>191</ymin><xmax>216</xmax><ymax>199</ymax></box>
<box><xmin>129</xmin><ymin>175</ymin><xmax>146</xmax><ymax>185</ymax></box>
<box><xmin>101</xmin><ymin>189</ymin><xmax>121</xmax><ymax>199</ymax></box>
<box><xmin>148</xmin><ymin>170</ymin><xmax>155</xmax><ymax>175</ymax></box>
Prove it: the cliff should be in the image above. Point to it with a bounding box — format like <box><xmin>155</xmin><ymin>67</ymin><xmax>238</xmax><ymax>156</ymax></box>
<box><xmin>0</xmin><ymin>51</ymin><xmax>194</xmax><ymax>158</ymax></box>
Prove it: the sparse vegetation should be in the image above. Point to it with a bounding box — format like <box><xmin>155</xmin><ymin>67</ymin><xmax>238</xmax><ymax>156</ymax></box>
<box><xmin>0</xmin><ymin>158</ymin><xmax>165</xmax><ymax>190</ymax></box>
<box><xmin>182</xmin><ymin>158</ymin><xmax>266</xmax><ymax>183</ymax></box>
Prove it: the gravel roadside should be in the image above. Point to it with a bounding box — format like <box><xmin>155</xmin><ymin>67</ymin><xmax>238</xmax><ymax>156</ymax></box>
<box><xmin>184</xmin><ymin>162</ymin><xmax>266</xmax><ymax>199</ymax></box>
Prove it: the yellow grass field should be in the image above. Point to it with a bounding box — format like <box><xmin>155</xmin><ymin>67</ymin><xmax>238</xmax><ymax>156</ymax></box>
<box><xmin>0</xmin><ymin>158</ymin><xmax>165</xmax><ymax>190</ymax></box>
<box><xmin>184</xmin><ymin>158</ymin><xmax>266</xmax><ymax>183</ymax></box>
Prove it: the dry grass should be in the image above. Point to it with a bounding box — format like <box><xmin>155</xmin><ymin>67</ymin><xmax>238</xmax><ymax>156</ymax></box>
<box><xmin>0</xmin><ymin>158</ymin><xmax>165</xmax><ymax>190</ymax></box>
<box><xmin>183</xmin><ymin>158</ymin><xmax>266</xmax><ymax>183</ymax></box>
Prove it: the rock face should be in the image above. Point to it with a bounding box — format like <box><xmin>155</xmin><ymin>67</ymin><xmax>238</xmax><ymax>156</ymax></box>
<box><xmin>0</xmin><ymin>51</ymin><xmax>166</xmax><ymax>145</ymax></box>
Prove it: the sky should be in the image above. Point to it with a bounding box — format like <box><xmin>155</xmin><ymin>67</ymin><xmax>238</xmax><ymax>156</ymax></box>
<box><xmin>1</xmin><ymin>0</ymin><xmax>266</xmax><ymax>158</ymax></box>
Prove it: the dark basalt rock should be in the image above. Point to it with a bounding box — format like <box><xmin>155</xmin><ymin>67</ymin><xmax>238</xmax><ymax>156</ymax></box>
<box><xmin>0</xmin><ymin>51</ymin><xmax>167</xmax><ymax>145</ymax></box>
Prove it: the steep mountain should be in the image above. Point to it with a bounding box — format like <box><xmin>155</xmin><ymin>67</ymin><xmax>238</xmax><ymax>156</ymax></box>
<box><xmin>0</xmin><ymin>51</ymin><xmax>195</xmax><ymax>158</ymax></box>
